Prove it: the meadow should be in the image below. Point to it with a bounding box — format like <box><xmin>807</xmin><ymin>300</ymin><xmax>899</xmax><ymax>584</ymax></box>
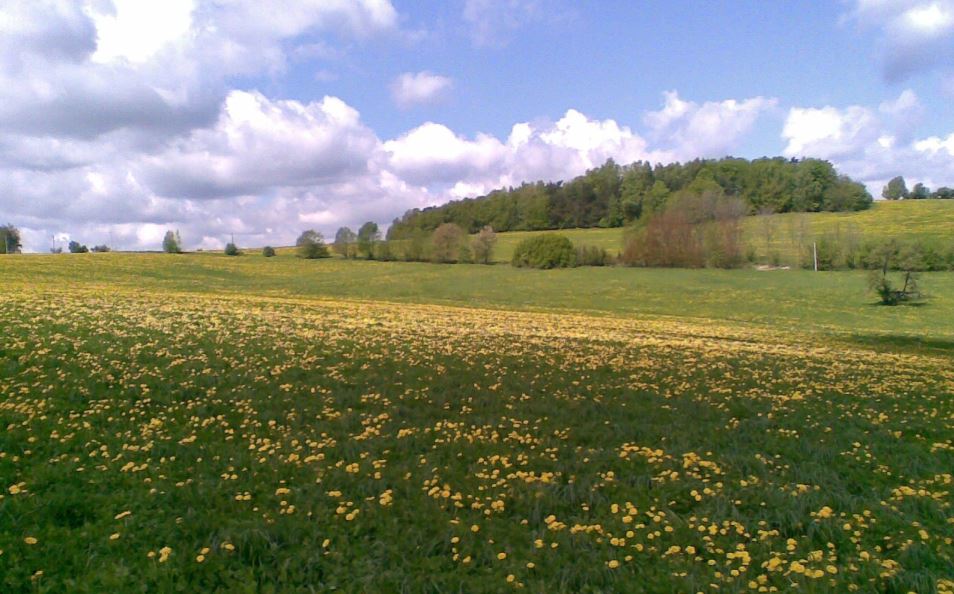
<box><xmin>1</xmin><ymin>248</ymin><xmax>952</xmax><ymax>592</ymax></box>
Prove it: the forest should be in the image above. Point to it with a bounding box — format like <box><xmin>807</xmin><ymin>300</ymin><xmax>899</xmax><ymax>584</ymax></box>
<box><xmin>387</xmin><ymin>157</ymin><xmax>873</xmax><ymax>238</ymax></box>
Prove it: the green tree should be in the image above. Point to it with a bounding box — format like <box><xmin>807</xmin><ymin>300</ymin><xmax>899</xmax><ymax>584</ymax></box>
<box><xmin>910</xmin><ymin>182</ymin><xmax>929</xmax><ymax>200</ymax></box>
<box><xmin>333</xmin><ymin>227</ymin><xmax>357</xmax><ymax>258</ymax></box>
<box><xmin>357</xmin><ymin>222</ymin><xmax>379</xmax><ymax>259</ymax></box>
<box><xmin>68</xmin><ymin>240</ymin><xmax>89</xmax><ymax>253</ymax></box>
<box><xmin>296</xmin><ymin>230</ymin><xmax>330</xmax><ymax>259</ymax></box>
<box><xmin>882</xmin><ymin>176</ymin><xmax>908</xmax><ymax>200</ymax></box>
<box><xmin>163</xmin><ymin>230</ymin><xmax>182</xmax><ymax>253</ymax></box>
<box><xmin>932</xmin><ymin>187</ymin><xmax>954</xmax><ymax>199</ymax></box>
<box><xmin>224</xmin><ymin>242</ymin><xmax>240</xmax><ymax>256</ymax></box>
<box><xmin>0</xmin><ymin>224</ymin><xmax>22</xmax><ymax>254</ymax></box>
<box><xmin>262</xmin><ymin>246</ymin><xmax>276</xmax><ymax>257</ymax></box>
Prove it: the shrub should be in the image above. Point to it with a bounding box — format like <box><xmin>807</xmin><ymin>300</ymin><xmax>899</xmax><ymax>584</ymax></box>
<box><xmin>296</xmin><ymin>230</ymin><xmax>330</xmax><ymax>259</ymax></box>
<box><xmin>511</xmin><ymin>234</ymin><xmax>576</xmax><ymax>269</ymax></box>
<box><xmin>91</xmin><ymin>245</ymin><xmax>110</xmax><ymax>253</ymax></box>
<box><xmin>262</xmin><ymin>246</ymin><xmax>276</xmax><ymax>258</ymax></box>
<box><xmin>224</xmin><ymin>242</ymin><xmax>241</xmax><ymax>256</ymax></box>
<box><xmin>575</xmin><ymin>244</ymin><xmax>610</xmax><ymax>266</ymax></box>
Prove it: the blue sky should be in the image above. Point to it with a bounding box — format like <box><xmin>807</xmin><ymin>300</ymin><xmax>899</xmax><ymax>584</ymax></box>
<box><xmin>2</xmin><ymin>0</ymin><xmax>954</xmax><ymax>251</ymax></box>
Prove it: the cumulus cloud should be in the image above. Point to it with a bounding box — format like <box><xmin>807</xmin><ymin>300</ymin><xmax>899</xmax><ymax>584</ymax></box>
<box><xmin>643</xmin><ymin>92</ymin><xmax>778</xmax><ymax>160</ymax></box>
<box><xmin>139</xmin><ymin>91</ymin><xmax>379</xmax><ymax>199</ymax></box>
<box><xmin>848</xmin><ymin>0</ymin><xmax>954</xmax><ymax>81</ymax></box>
<box><xmin>390</xmin><ymin>71</ymin><xmax>453</xmax><ymax>108</ymax></box>
<box><xmin>782</xmin><ymin>89</ymin><xmax>954</xmax><ymax>192</ymax></box>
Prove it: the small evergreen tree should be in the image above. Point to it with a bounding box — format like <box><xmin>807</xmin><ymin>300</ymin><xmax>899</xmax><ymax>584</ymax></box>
<box><xmin>224</xmin><ymin>242</ymin><xmax>241</xmax><ymax>256</ymax></box>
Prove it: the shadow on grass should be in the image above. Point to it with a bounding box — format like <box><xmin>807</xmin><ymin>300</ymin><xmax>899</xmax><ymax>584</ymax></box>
<box><xmin>844</xmin><ymin>331</ymin><xmax>954</xmax><ymax>355</ymax></box>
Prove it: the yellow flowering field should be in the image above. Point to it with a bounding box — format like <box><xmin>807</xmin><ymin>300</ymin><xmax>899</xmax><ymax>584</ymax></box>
<box><xmin>1</xmin><ymin>277</ymin><xmax>952</xmax><ymax>592</ymax></box>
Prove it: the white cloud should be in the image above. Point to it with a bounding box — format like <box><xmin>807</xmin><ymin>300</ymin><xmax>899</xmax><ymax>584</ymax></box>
<box><xmin>390</xmin><ymin>71</ymin><xmax>453</xmax><ymax>108</ymax></box>
<box><xmin>782</xmin><ymin>106</ymin><xmax>880</xmax><ymax>160</ymax></box>
<box><xmin>643</xmin><ymin>92</ymin><xmax>778</xmax><ymax>160</ymax></box>
<box><xmin>88</xmin><ymin>0</ymin><xmax>195</xmax><ymax>64</ymax></box>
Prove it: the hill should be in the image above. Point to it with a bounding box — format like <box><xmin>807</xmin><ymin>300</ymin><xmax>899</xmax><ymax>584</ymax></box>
<box><xmin>483</xmin><ymin>200</ymin><xmax>954</xmax><ymax>265</ymax></box>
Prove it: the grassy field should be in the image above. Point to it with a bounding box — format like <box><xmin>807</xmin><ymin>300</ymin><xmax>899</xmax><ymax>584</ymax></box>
<box><xmin>481</xmin><ymin>200</ymin><xmax>954</xmax><ymax>264</ymax></box>
<box><xmin>1</xmin><ymin>253</ymin><xmax>952</xmax><ymax>593</ymax></box>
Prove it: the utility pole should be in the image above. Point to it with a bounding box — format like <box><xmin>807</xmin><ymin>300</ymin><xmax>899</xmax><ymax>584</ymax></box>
<box><xmin>813</xmin><ymin>242</ymin><xmax>818</xmax><ymax>272</ymax></box>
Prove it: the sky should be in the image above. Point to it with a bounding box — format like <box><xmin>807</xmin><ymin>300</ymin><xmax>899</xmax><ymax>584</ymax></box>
<box><xmin>2</xmin><ymin>0</ymin><xmax>954</xmax><ymax>252</ymax></box>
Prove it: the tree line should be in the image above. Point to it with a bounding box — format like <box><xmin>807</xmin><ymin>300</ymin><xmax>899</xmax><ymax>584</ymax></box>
<box><xmin>387</xmin><ymin>157</ymin><xmax>873</xmax><ymax>239</ymax></box>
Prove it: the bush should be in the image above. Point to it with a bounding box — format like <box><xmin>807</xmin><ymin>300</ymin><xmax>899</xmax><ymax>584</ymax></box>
<box><xmin>575</xmin><ymin>244</ymin><xmax>610</xmax><ymax>266</ymax></box>
<box><xmin>91</xmin><ymin>245</ymin><xmax>110</xmax><ymax>253</ymax></box>
<box><xmin>511</xmin><ymin>234</ymin><xmax>576</xmax><ymax>269</ymax></box>
<box><xmin>296</xmin><ymin>230</ymin><xmax>330</xmax><ymax>259</ymax></box>
<box><xmin>262</xmin><ymin>246</ymin><xmax>276</xmax><ymax>258</ymax></box>
<box><xmin>224</xmin><ymin>242</ymin><xmax>241</xmax><ymax>256</ymax></box>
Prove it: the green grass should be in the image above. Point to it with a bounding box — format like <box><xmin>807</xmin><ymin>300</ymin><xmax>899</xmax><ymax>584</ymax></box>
<box><xmin>3</xmin><ymin>251</ymin><xmax>954</xmax><ymax>345</ymax></box>
<box><xmin>1</xmin><ymin>252</ymin><xmax>952</xmax><ymax>593</ymax></box>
